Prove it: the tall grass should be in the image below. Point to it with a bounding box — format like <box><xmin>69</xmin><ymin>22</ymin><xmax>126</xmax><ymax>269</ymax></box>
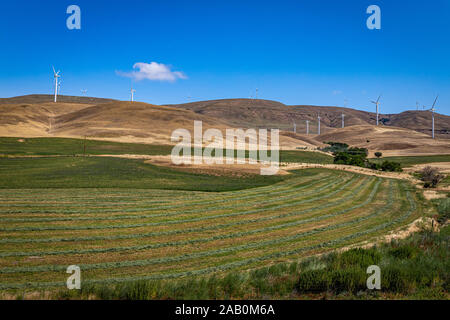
<box><xmin>52</xmin><ymin>226</ymin><xmax>449</xmax><ymax>300</ymax></box>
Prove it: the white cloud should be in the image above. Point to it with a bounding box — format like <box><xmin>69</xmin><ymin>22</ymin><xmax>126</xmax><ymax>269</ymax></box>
<box><xmin>117</xmin><ymin>62</ymin><xmax>187</xmax><ymax>82</ymax></box>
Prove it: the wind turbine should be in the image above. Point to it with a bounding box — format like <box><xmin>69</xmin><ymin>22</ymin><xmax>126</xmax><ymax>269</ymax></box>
<box><xmin>52</xmin><ymin>67</ymin><xmax>61</xmax><ymax>103</ymax></box>
<box><xmin>342</xmin><ymin>99</ymin><xmax>347</xmax><ymax>128</ymax></box>
<box><xmin>429</xmin><ymin>95</ymin><xmax>438</xmax><ymax>139</ymax></box>
<box><xmin>255</xmin><ymin>88</ymin><xmax>258</xmax><ymax>100</ymax></box>
<box><xmin>130</xmin><ymin>88</ymin><xmax>136</xmax><ymax>102</ymax></box>
<box><xmin>371</xmin><ymin>95</ymin><xmax>381</xmax><ymax>126</ymax></box>
<box><xmin>293</xmin><ymin>120</ymin><xmax>296</xmax><ymax>133</ymax></box>
<box><xmin>81</xmin><ymin>89</ymin><xmax>87</xmax><ymax>96</ymax></box>
<box><xmin>416</xmin><ymin>101</ymin><xmax>419</xmax><ymax>111</ymax></box>
<box><xmin>317</xmin><ymin>114</ymin><xmax>321</xmax><ymax>135</ymax></box>
<box><xmin>306</xmin><ymin>120</ymin><xmax>309</xmax><ymax>134</ymax></box>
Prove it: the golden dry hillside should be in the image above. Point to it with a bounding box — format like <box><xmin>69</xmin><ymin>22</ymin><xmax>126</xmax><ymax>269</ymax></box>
<box><xmin>318</xmin><ymin>125</ymin><xmax>450</xmax><ymax>156</ymax></box>
<box><xmin>0</xmin><ymin>95</ymin><xmax>449</xmax><ymax>154</ymax></box>
<box><xmin>0</xmin><ymin>97</ymin><xmax>317</xmax><ymax>148</ymax></box>
<box><xmin>170</xmin><ymin>99</ymin><xmax>450</xmax><ymax>139</ymax></box>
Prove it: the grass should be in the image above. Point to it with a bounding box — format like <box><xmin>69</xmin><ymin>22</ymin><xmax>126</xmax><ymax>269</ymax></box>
<box><xmin>370</xmin><ymin>154</ymin><xmax>450</xmax><ymax>167</ymax></box>
<box><xmin>50</xmin><ymin>225</ymin><xmax>449</xmax><ymax>300</ymax></box>
<box><xmin>0</xmin><ymin>137</ymin><xmax>173</xmax><ymax>156</ymax></box>
<box><xmin>0</xmin><ymin>157</ymin><xmax>285</xmax><ymax>191</ymax></box>
<box><xmin>0</xmin><ymin>137</ymin><xmax>333</xmax><ymax>164</ymax></box>
<box><xmin>0</xmin><ymin>167</ymin><xmax>426</xmax><ymax>292</ymax></box>
<box><xmin>280</xmin><ymin>150</ymin><xmax>332</xmax><ymax>164</ymax></box>
<box><xmin>442</xmin><ymin>175</ymin><xmax>450</xmax><ymax>187</ymax></box>
<box><xmin>0</xmin><ymin>137</ymin><xmax>436</xmax><ymax>297</ymax></box>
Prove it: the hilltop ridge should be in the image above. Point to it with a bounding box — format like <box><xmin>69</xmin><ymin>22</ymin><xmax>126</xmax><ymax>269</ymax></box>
<box><xmin>0</xmin><ymin>95</ymin><xmax>449</xmax><ymax>155</ymax></box>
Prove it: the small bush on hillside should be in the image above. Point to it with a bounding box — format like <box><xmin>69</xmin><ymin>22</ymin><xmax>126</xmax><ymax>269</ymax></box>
<box><xmin>419</xmin><ymin>166</ymin><xmax>444</xmax><ymax>188</ymax></box>
<box><xmin>388</xmin><ymin>246</ymin><xmax>419</xmax><ymax>259</ymax></box>
<box><xmin>332</xmin><ymin>248</ymin><xmax>381</xmax><ymax>269</ymax></box>
<box><xmin>368</xmin><ymin>162</ymin><xmax>381</xmax><ymax>170</ymax></box>
<box><xmin>325</xmin><ymin>141</ymin><xmax>401</xmax><ymax>172</ymax></box>
<box><xmin>333</xmin><ymin>147</ymin><xmax>369</xmax><ymax>167</ymax></box>
<box><xmin>380</xmin><ymin>160</ymin><xmax>403</xmax><ymax>172</ymax></box>
<box><xmin>321</xmin><ymin>142</ymin><xmax>349</xmax><ymax>154</ymax></box>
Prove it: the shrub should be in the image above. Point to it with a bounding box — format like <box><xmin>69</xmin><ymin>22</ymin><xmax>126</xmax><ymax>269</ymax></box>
<box><xmin>374</xmin><ymin>152</ymin><xmax>382</xmax><ymax>158</ymax></box>
<box><xmin>297</xmin><ymin>269</ymin><xmax>331</xmax><ymax>293</ymax></box>
<box><xmin>321</xmin><ymin>142</ymin><xmax>349</xmax><ymax>154</ymax></box>
<box><xmin>330</xmin><ymin>267</ymin><xmax>366</xmax><ymax>294</ymax></box>
<box><xmin>419</xmin><ymin>166</ymin><xmax>444</xmax><ymax>188</ymax></box>
<box><xmin>334</xmin><ymin>248</ymin><xmax>381</xmax><ymax>268</ymax></box>
<box><xmin>388</xmin><ymin>246</ymin><xmax>419</xmax><ymax>259</ymax></box>
<box><xmin>382</xmin><ymin>266</ymin><xmax>408</xmax><ymax>293</ymax></box>
<box><xmin>380</xmin><ymin>160</ymin><xmax>402</xmax><ymax>172</ymax></box>
<box><xmin>436</xmin><ymin>198</ymin><xmax>450</xmax><ymax>223</ymax></box>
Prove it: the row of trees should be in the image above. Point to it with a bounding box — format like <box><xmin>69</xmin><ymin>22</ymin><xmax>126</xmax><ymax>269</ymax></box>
<box><xmin>322</xmin><ymin>142</ymin><xmax>402</xmax><ymax>172</ymax></box>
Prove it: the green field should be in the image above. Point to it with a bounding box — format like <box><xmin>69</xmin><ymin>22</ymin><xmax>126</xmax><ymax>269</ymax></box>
<box><xmin>0</xmin><ymin>137</ymin><xmax>333</xmax><ymax>164</ymax></box>
<box><xmin>0</xmin><ymin>137</ymin><xmax>173</xmax><ymax>156</ymax></box>
<box><xmin>370</xmin><ymin>154</ymin><xmax>450</xmax><ymax>167</ymax></box>
<box><xmin>0</xmin><ymin>157</ymin><xmax>284</xmax><ymax>191</ymax></box>
<box><xmin>0</xmin><ymin>137</ymin><xmax>435</xmax><ymax>295</ymax></box>
<box><xmin>0</xmin><ymin>166</ymin><xmax>426</xmax><ymax>291</ymax></box>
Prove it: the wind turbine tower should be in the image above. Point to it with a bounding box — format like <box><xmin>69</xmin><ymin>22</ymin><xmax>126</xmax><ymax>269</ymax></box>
<box><xmin>430</xmin><ymin>95</ymin><xmax>438</xmax><ymax>139</ymax></box>
<box><xmin>306</xmin><ymin>120</ymin><xmax>309</xmax><ymax>134</ymax></box>
<box><xmin>293</xmin><ymin>120</ymin><xmax>296</xmax><ymax>133</ymax></box>
<box><xmin>341</xmin><ymin>114</ymin><xmax>345</xmax><ymax>128</ymax></box>
<box><xmin>255</xmin><ymin>88</ymin><xmax>258</xmax><ymax>100</ymax></box>
<box><xmin>52</xmin><ymin>67</ymin><xmax>61</xmax><ymax>103</ymax></box>
<box><xmin>371</xmin><ymin>95</ymin><xmax>381</xmax><ymax>126</ymax></box>
<box><xmin>130</xmin><ymin>88</ymin><xmax>136</xmax><ymax>102</ymax></box>
<box><xmin>317</xmin><ymin>115</ymin><xmax>321</xmax><ymax>135</ymax></box>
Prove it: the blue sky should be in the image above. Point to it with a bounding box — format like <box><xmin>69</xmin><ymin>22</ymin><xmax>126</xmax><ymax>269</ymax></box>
<box><xmin>0</xmin><ymin>0</ymin><xmax>449</xmax><ymax>115</ymax></box>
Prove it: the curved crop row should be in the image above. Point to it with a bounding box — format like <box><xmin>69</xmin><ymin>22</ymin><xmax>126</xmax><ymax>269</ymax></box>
<box><xmin>0</xmin><ymin>176</ymin><xmax>373</xmax><ymax>244</ymax></box>
<box><xmin>0</xmin><ymin>179</ymin><xmax>384</xmax><ymax>257</ymax></box>
<box><xmin>0</xmin><ymin>175</ymin><xmax>363</xmax><ymax>232</ymax></box>
<box><xmin>0</xmin><ymin>175</ymin><xmax>341</xmax><ymax>223</ymax></box>
<box><xmin>0</xmin><ymin>184</ymin><xmax>416</xmax><ymax>290</ymax></box>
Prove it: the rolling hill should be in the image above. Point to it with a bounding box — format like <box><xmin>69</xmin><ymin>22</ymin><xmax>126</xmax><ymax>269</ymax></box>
<box><xmin>0</xmin><ymin>94</ymin><xmax>115</xmax><ymax>105</ymax></box>
<box><xmin>169</xmin><ymin>99</ymin><xmax>450</xmax><ymax>139</ymax></box>
<box><xmin>317</xmin><ymin>125</ymin><xmax>450</xmax><ymax>157</ymax></box>
<box><xmin>0</xmin><ymin>95</ymin><xmax>449</xmax><ymax>155</ymax></box>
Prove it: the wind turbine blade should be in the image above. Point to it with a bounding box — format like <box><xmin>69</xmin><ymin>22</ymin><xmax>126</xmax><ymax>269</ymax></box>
<box><xmin>376</xmin><ymin>95</ymin><xmax>381</xmax><ymax>103</ymax></box>
<box><xmin>52</xmin><ymin>66</ymin><xmax>56</xmax><ymax>74</ymax></box>
<box><xmin>432</xmin><ymin>95</ymin><xmax>439</xmax><ymax>108</ymax></box>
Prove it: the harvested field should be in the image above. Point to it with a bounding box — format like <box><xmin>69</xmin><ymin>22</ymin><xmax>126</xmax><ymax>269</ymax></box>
<box><xmin>0</xmin><ymin>168</ymin><xmax>424</xmax><ymax>291</ymax></box>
